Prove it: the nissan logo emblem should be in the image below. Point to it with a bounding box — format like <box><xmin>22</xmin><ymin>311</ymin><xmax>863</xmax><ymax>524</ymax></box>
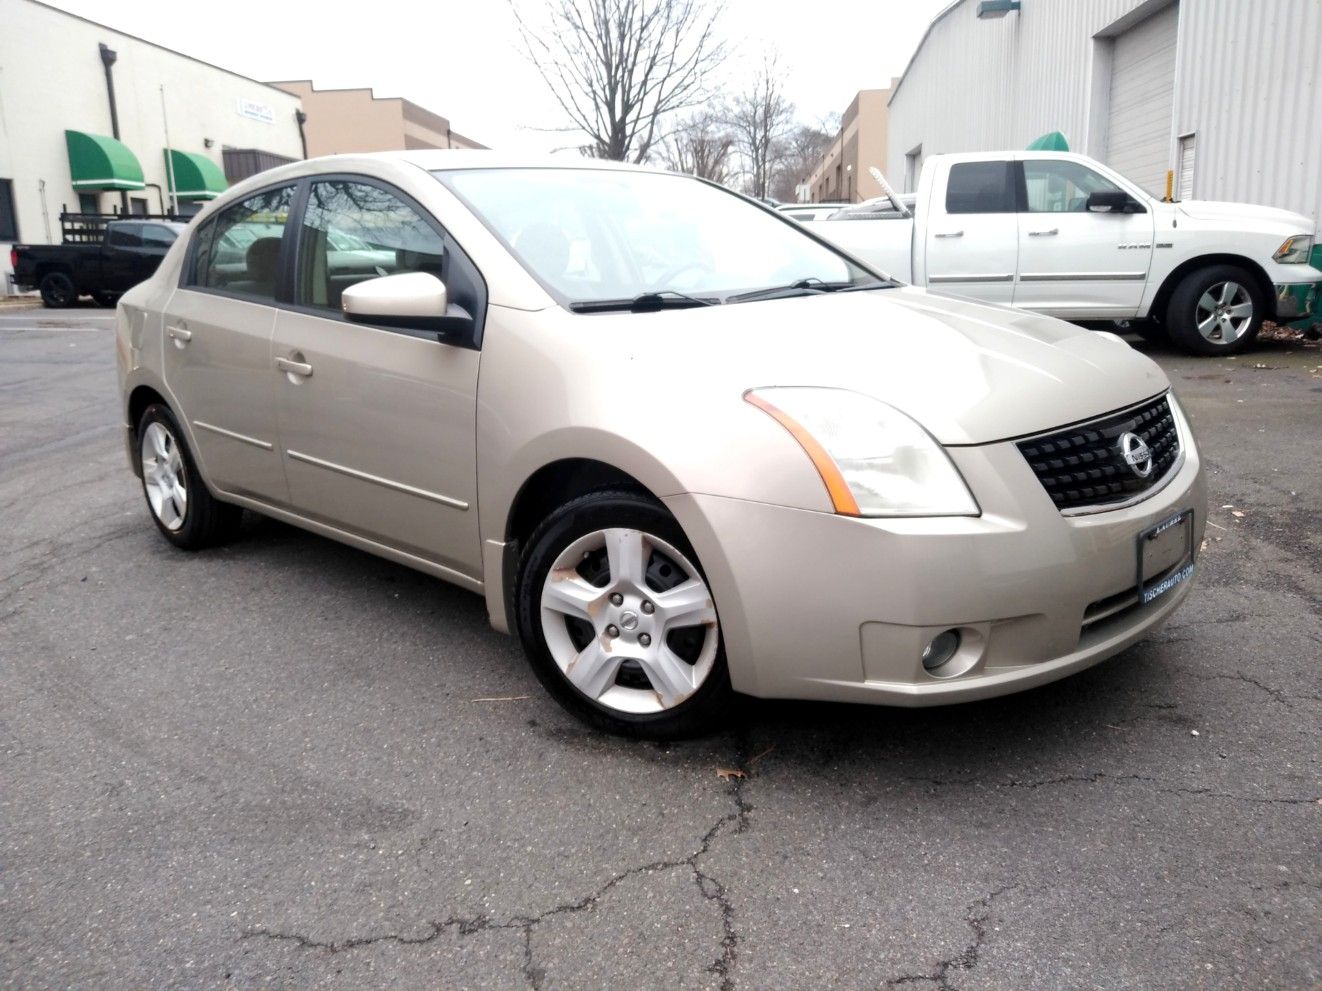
<box><xmin>1119</xmin><ymin>432</ymin><xmax>1154</xmax><ymax>478</ymax></box>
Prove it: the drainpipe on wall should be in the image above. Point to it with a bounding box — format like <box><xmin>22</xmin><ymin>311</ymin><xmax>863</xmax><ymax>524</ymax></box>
<box><xmin>295</xmin><ymin>110</ymin><xmax>309</xmax><ymax>160</ymax></box>
<box><xmin>98</xmin><ymin>43</ymin><xmax>129</xmax><ymax>215</ymax></box>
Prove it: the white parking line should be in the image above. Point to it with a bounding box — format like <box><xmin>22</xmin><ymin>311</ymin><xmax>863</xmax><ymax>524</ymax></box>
<box><xmin>0</xmin><ymin>325</ymin><xmax>108</xmax><ymax>333</ymax></box>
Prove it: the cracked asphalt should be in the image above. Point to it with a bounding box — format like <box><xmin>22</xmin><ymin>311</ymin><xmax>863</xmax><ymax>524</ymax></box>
<box><xmin>1</xmin><ymin>305</ymin><xmax>1318</xmax><ymax>990</ymax></box>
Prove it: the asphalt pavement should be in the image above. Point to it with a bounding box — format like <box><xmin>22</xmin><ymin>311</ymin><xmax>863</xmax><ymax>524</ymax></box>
<box><xmin>1</xmin><ymin>303</ymin><xmax>1318</xmax><ymax>990</ymax></box>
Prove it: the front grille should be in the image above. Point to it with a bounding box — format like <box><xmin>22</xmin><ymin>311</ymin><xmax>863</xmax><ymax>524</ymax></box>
<box><xmin>1017</xmin><ymin>394</ymin><xmax>1180</xmax><ymax>512</ymax></box>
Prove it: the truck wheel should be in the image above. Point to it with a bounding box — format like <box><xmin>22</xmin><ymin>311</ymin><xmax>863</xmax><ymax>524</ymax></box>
<box><xmin>39</xmin><ymin>272</ymin><xmax>77</xmax><ymax>308</ymax></box>
<box><xmin>1165</xmin><ymin>265</ymin><xmax>1264</xmax><ymax>356</ymax></box>
<box><xmin>92</xmin><ymin>291</ymin><xmax>119</xmax><ymax>308</ymax></box>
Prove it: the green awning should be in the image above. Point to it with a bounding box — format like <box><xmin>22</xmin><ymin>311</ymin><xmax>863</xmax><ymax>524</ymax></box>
<box><xmin>1026</xmin><ymin>131</ymin><xmax>1070</xmax><ymax>152</ymax></box>
<box><xmin>65</xmin><ymin>130</ymin><xmax>144</xmax><ymax>191</ymax></box>
<box><xmin>165</xmin><ymin>149</ymin><xmax>227</xmax><ymax>200</ymax></box>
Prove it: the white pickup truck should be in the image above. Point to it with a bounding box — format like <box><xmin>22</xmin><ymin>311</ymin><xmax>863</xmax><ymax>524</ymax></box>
<box><xmin>807</xmin><ymin>151</ymin><xmax>1320</xmax><ymax>355</ymax></box>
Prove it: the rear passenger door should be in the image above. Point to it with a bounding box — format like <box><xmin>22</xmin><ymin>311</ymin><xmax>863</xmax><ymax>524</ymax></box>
<box><xmin>270</xmin><ymin>177</ymin><xmax>484</xmax><ymax>579</ymax></box>
<box><xmin>160</xmin><ymin>183</ymin><xmax>296</xmax><ymax>504</ymax></box>
<box><xmin>103</xmin><ymin>223</ymin><xmax>144</xmax><ymax>292</ymax></box>
<box><xmin>922</xmin><ymin>159</ymin><xmax>1019</xmax><ymax>305</ymax></box>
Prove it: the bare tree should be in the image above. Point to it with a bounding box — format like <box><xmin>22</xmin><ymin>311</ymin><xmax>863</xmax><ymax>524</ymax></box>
<box><xmin>512</xmin><ymin>0</ymin><xmax>725</xmax><ymax>163</ymax></box>
<box><xmin>659</xmin><ymin>111</ymin><xmax>735</xmax><ymax>183</ymax></box>
<box><xmin>769</xmin><ymin>123</ymin><xmax>833</xmax><ymax>202</ymax></box>
<box><xmin>726</xmin><ymin>57</ymin><xmax>795</xmax><ymax>200</ymax></box>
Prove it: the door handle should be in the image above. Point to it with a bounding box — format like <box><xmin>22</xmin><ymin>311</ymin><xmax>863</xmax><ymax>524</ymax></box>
<box><xmin>166</xmin><ymin>325</ymin><xmax>192</xmax><ymax>342</ymax></box>
<box><xmin>275</xmin><ymin>356</ymin><xmax>313</xmax><ymax>378</ymax></box>
<box><xmin>1028</xmin><ymin>228</ymin><xmax>1059</xmax><ymax>236</ymax></box>
<box><xmin>934</xmin><ymin>230</ymin><xmax>964</xmax><ymax>238</ymax></box>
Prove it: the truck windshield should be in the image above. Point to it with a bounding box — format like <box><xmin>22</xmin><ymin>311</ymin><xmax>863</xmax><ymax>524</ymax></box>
<box><xmin>435</xmin><ymin>168</ymin><xmax>879</xmax><ymax>307</ymax></box>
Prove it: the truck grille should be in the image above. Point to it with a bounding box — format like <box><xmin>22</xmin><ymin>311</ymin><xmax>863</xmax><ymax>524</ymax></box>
<box><xmin>1017</xmin><ymin>394</ymin><xmax>1180</xmax><ymax>513</ymax></box>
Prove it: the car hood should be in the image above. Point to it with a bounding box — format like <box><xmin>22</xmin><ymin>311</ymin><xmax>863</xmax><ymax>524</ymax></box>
<box><xmin>586</xmin><ymin>287</ymin><xmax>1169</xmax><ymax>446</ymax></box>
<box><xmin>1176</xmin><ymin>199</ymin><xmax>1315</xmax><ymax>232</ymax></box>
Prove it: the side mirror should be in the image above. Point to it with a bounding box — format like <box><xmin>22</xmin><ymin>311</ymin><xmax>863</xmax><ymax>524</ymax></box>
<box><xmin>341</xmin><ymin>271</ymin><xmax>473</xmax><ymax>342</ymax></box>
<box><xmin>1086</xmin><ymin>190</ymin><xmax>1138</xmax><ymax>214</ymax></box>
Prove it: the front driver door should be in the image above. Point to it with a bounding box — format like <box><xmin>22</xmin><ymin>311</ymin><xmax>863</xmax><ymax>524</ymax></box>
<box><xmin>271</xmin><ymin>177</ymin><xmax>483</xmax><ymax>580</ymax></box>
<box><xmin>1013</xmin><ymin>158</ymin><xmax>1155</xmax><ymax>318</ymax></box>
<box><xmin>160</xmin><ymin>183</ymin><xmax>296</xmax><ymax>504</ymax></box>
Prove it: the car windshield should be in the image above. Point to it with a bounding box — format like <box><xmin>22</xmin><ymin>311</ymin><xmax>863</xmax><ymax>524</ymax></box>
<box><xmin>436</xmin><ymin>167</ymin><xmax>880</xmax><ymax>306</ymax></box>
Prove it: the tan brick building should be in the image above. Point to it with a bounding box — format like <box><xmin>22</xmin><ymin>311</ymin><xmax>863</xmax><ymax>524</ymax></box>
<box><xmin>269</xmin><ymin>81</ymin><xmax>486</xmax><ymax>157</ymax></box>
<box><xmin>804</xmin><ymin>83</ymin><xmax>897</xmax><ymax>204</ymax></box>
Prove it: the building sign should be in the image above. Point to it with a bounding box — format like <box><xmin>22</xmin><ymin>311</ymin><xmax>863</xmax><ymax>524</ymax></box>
<box><xmin>237</xmin><ymin>98</ymin><xmax>275</xmax><ymax>124</ymax></box>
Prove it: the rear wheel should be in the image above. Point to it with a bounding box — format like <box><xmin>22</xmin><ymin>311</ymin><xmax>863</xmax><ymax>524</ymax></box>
<box><xmin>39</xmin><ymin>271</ymin><xmax>77</xmax><ymax>308</ymax></box>
<box><xmin>516</xmin><ymin>489</ymin><xmax>732</xmax><ymax>738</ymax></box>
<box><xmin>1166</xmin><ymin>265</ymin><xmax>1265</xmax><ymax>355</ymax></box>
<box><xmin>136</xmin><ymin>404</ymin><xmax>242</xmax><ymax>550</ymax></box>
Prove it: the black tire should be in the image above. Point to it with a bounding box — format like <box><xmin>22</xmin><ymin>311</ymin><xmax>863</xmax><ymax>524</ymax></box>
<box><xmin>39</xmin><ymin>271</ymin><xmax>77</xmax><ymax>308</ymax></box>
<box><xmin>1165</xmin><ymin>264</ymin><xmax>1265</xmax><ymax>356</ymax></box>
<box><xmin>136</xmin><ymin>404</ymin><xmax>243</xmax><ymax>550</ymax></box>
<box><xmin>515</xmin><ymin>488</ymin><xmax>733</xmax><ymax>739</ymax></box>
<box><xmin>92</xmin><ymin>291</ymin><xmax>119</xmax><ymax>308</ymax></box>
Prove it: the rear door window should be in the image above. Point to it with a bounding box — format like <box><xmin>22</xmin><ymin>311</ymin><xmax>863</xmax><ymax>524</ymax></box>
<box><xmin>945</xmin><ymin>162</ymin><xmax>1015</xmax><ymax>214</ymax></box>
<box><xmin>187</xmin><ymin>185</ymin><xmax>295</xmax><ymax>300</ymax></box>
<box><xmin>106</xmin><ymin>224</ymin><xmax>143</xmax><ymax>248</ymax></box>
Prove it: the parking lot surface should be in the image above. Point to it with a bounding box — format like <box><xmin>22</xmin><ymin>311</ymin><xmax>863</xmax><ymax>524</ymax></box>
<box><xmin>1</xmin><ymin>304</ymin><xmax>1318</xmax><ymax>990</ymax></box>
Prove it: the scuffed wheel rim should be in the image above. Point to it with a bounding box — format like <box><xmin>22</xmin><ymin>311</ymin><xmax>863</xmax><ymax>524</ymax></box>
<box><xmin>539</xmin><ymin>527</ymin><xmax>719</xmax><ymax>715</ymax></box>
<box><xmin>140</xmin><ymin>421</ymin><xmax>188</xmax><ymax>531</ymax></box>
<box><xmin>1195</xmin><ymin>280</ymin><xmax>1254</xmax><ymax>345</ymax></box>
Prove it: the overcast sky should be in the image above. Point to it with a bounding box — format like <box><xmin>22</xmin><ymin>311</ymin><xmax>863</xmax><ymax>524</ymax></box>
<box><xmin>41</xmin><ymin>0</ymin><xmax>953</xmax><ymax>152</ymax></box>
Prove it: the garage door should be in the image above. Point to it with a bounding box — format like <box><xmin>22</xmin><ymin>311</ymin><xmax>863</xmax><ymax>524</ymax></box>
<box><xmin>1107</xmin><ymin>3</ymin><xmax>1178</xmax><ymax>196</ymax></box>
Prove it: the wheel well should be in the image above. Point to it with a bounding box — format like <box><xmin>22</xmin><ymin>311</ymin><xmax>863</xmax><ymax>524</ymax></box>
<box><xmin>35</xmin><ymin>263</ymin><xmax>74</xmax><ymax>281</ymax></box>
<box><xmin>127</xmin><ymin>385</ymin><xmax>167</xmax><ymax>432</ymax></box>
<box><xmin>505</xmin><ymin>459</ymin><xmax>652</xmax><ymax>549</ymax></box>
<box><xmin>1150</xmin><ymin>254</ymin><xmax>1275</xmax><ymax>323</ymax></box>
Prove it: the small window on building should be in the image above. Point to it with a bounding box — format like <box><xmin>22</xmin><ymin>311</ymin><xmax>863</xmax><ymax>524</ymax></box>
<box><xmin>78</xmin><ymin>193</ymin><xmax>99</xmax><ymax>215</ymax></box>
<box><xmin>945</xmin><ymin>161</ymin><xmax>1014</xmax><ymax>214</ymax></box>
<box><xmin>1177</xmin><ymin>134</ymin><xmax>1196</xmax><ymax>201</ymax></box>
<box><xmin>1022</xmin><ymin>160</ymin><xmax>1124</xmax><ymax>213</ymax></box>
<box><xmin>130</xmin><ymin>197</ymin><xmax>149</xmax><ymax>216</ymax></box>
<box><xmin>187</xmin><ymin>184</ymin><xmax>295</xmax><ymax>300</ymax></box>
<box><xmin>904</xmin><ymin>145</ymin><xmax>923</xmax><ymax>193</ymax></box>
<box><xmin>0</xmin><ymin>180</ymin><xmax>18</xmax><ymax>242</ymax></box>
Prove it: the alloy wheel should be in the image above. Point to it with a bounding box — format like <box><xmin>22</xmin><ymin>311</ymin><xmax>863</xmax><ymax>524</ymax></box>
<box><xmin>539</xmin><ymin>527</ymin><xmax>719</xmax><ymax>714</ymax></box>
<box><xmin>1195</xmin><ymin>281</ymin><xmax>1254</xmax><ymax>345</ymax></box>
<box><xmin>141</xmin><ymin>421</ymin><xmax>188</xmax><ymax>531</ymax></box>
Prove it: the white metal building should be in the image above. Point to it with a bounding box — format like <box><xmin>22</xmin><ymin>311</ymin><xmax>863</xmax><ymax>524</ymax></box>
<box><xmin>0</xmin><ymin>0</ymin><xmax>305</xmax><ymax>292</ymax></box>
<box><xmin>885</xmin><ymin>0</ymin><xmax>1322</xmax><ymax>227</ymax></box>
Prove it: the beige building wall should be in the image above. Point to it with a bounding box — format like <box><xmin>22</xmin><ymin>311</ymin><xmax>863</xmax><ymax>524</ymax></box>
<box><xmin>805</xmin><ymin>81</ymin><xmax>897</xmax><ymax>204</ymax></box>
<box><xmin>271</xmin><ymin>81</ymin><xmax>487</xmax><ymax>156</ymax></box>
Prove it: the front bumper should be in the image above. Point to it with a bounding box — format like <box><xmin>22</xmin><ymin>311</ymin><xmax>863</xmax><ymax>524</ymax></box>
<box><xmin>665</xmin><ymin>421</ymin><xmax>1206</xmax><ymax>706</ymax></box>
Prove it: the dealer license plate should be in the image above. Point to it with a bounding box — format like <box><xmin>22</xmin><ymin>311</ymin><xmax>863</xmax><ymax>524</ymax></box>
<box><xmin>1136</xmin><ymin>510</ymin><xmax>1195</xmax><ymax>604</ymax></box>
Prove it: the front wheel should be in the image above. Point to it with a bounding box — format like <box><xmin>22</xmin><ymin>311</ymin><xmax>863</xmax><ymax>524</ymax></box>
<box><xmin>92</xmin><ymin>291</ymin><xmax>119</xmax><ymax>308</ymax></box>
<box><xmin>136</xmin><ymin>404</ymin><xmax>242</xmax><ymax>550</ymax></box>
<box><xmin>1166</xmin><ymin>265</ymin><xmax>1265</xmax><ymax>355</ymax></box>
<box><xmin>516</xmin><ymin>489</ymin><xmax>732</xmax><ymax>738</ymax></box>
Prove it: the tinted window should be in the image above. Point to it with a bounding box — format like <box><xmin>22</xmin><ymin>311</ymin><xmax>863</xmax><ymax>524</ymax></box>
<box><xmin>187</xmin><ymin>185</ymin><xmax>295</xmax><ymax>300</ymax></box>
<box><xmin>945</xmin><ymin>162</ymin><xmax>1015</xmax><ymax>214</ymax></box>
<box><xmin>1023</xmin><ymin>160</ymin><xmax>1125</xmax><ymax>213</ymax></box>
<box><xmin>296</xmin><ymin>180</ymin><xmax>447</xmax><ymax>311</ymax></box>
<box><xmin>142</xmin><ymin>224</ymin><xmax>178</xmax><ymax>248</ymax></box>
<box><xmin>0</xmin><ymin>179</ymin><xmax>17</xmax><ymax>241</ymax></box>
<box><xmin>106</xmin><ymin>224</ymin><xmax>143</xmax><ymax>248</ymax></box>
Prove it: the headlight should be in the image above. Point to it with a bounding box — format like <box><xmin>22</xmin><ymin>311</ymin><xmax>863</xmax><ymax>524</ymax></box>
<box><xmin>1273</xmin><ymin>234</ymin><xmax>1313</xmax><ymax>264</ymax></box>
<box><xmin>745</xmin><ymin>387</ymin><xmax>979</xmax><ymax>517</ymax></box>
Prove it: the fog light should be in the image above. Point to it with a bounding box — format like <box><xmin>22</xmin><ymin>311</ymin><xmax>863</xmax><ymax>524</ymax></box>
<box><xmin>921</xmin><ymin>629</ymin><xmax>961</xmax><ymax>672</ymax></box>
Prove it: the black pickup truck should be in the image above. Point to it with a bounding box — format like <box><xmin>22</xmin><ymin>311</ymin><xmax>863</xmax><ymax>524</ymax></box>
<box><xmin>11</xmin><ymin>219</ymin><xmax>187</xmax><ymax>307</ymax></box>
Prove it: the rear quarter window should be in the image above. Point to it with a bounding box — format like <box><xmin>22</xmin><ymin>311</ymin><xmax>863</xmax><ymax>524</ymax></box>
<box><xmin>945</xmin><ymin>162</ymin><xmax>1015</xmax><ymax>214</ymax></box>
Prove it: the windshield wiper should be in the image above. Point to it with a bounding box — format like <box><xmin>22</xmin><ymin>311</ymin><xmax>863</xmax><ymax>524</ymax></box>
<box><xmin>725</xmin><ymin>278</ymin><xmax>855</xmax><ymax>303</ymax></box>
<box><xmin>569</xmin><ymin>290</ymin><xmax>717</xmax><ymax>313</ymax></box>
